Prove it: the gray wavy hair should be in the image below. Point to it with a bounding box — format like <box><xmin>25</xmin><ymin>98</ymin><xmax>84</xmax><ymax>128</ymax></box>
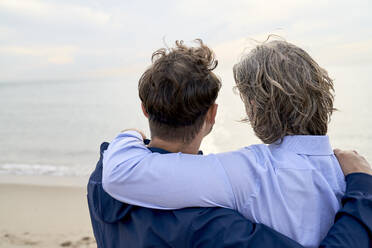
<box><xmin>233</xmin><ymin>40</ymin><xmax>335</xmax><ymax>144</ymax></box>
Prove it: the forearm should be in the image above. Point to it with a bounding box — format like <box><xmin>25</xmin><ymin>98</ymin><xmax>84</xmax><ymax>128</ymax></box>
<box><xmin>102</xmin><ymin>131</ymin><xmax>235</xmax><ymax>209</ymax></box>
<box><xmin>319</xmin><ymin>173</ymin><xmax>372</xmax><ymax>248</ymax></box>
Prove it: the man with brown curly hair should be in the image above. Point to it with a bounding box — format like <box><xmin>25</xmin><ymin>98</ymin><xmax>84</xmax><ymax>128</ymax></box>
<box><xmin>101</xmin><ymin>40</ymin><xmax>370</xmax><ymax>247</ymax></box>
<box><xmin>136</xmin><ymin>39</ymin><xmax>220</xmax><ymax>153</ymax></box>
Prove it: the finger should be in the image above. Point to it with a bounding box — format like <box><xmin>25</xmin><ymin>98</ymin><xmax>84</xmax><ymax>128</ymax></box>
<box><xmin>333</xmin><ymin>148</ymin><xmax>343</xmax><ymax>156</ymax></box>
<box><xmin>333</xmin><ymin>148</ymin><xmax>341</xmax><ymax>154</ymax></box>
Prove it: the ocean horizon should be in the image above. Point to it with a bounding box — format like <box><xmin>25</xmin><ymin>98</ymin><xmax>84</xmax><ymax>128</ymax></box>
<box><xmin>1</xmin><ymin>69</ymin><xmax>371</xmax><ymax>178</ymax></box>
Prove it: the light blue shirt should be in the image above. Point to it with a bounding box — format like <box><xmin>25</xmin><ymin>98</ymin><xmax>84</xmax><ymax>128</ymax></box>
<box><xmin>102</xmin><ymin>131</ymin><xmax>346</xmax><ymax>248</ymax></box>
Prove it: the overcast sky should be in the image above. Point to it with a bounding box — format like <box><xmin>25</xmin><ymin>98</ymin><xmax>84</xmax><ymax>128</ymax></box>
<box><xmin>1</xmin><ymin>0</ymin><xmax>372</xmax><ymax>155</ymax></box>
<box><xmin>1</xmin><ymin>0</ymin><xmax>371</xmax><ymax>82</ymax></box>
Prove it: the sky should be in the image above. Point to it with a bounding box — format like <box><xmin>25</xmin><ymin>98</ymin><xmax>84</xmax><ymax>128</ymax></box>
<box><xmin>1</xmin><ymin>0</ymin><xmax>372</xmax><ymax>156</ymax></box>
<box><xmin>1</xmin><ymin>0</ymin><xmax>371</xmax><ymax>82</ymax></box>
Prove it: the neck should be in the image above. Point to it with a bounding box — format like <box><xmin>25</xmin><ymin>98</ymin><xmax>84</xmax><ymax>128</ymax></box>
<box><xmin>148</xmin><ymin>135</ymin><xmax>203</xmax><ymax>155</ymax></box>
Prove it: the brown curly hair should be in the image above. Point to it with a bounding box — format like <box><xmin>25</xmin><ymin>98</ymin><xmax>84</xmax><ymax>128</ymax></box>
<box><xmin>139</xmin><ymin>39</ymin><xmax>221</xmax><ymax>142</ymax></box>
<box><xmin>233</xmin><ymin>40</ymin><xmax>335</xmax><ymax>144</ymax></box>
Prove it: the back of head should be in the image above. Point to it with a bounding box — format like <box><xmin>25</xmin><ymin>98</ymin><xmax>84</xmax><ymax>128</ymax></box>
<box><xmin>139</xmin><ymin>39</ymin><xmax>221</xmax><ymax>142</ymax></box>
<box><xmin>233</xmin><ymin>40</ymin><xmax>335</xmax><ymax>144</ymax></box>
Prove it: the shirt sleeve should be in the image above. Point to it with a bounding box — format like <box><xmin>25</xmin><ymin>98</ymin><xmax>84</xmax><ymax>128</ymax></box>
<box><xmin>102</xmin><ymin>131</ymin><xmax>244</xmax><ymax>210</ymax></box>
<box><xmin>319</xmin><ymin>173</ymin><xmax>372</xmax><ymax>248</ymax></box>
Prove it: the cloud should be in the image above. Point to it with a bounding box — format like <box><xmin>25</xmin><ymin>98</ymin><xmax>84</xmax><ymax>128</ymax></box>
<box><xmin>0</xmin><ymin>45</ymin><xmax>78</xmax><ymax>64</ymax></box>
<box><xmin>211</xmin><ymin>31</ymin><xmax>291</xmax><ymax>72</ymax></box>
<box><xmin>0</xmin><ymin>0</ymin><xmax>111</xmax><ymax>26</ymax></box>
<box><xmin>0</xmin><ymin>0</ymin><xmax>371</xmax><ymax>83</ymax></box>
<box><xmin>85</xmin><ymin>64</ymin><xmax>144</xmax><ymax>78</ymax></box>
<box><xmin>47</xmin><ymin>55</ymin><xmax>74</xmax><ymax>65</ymax></box>
<box><xmin>174</xmin><ymin>0</ymin><xmax>316</xmax><ymax>33</ymax></box>
<box><xmin>212</xmin><ymin>30</ymin><xmax>372</xmax><ymax>71</ymax></box>
<box><xmin>314</xmin><ymin>40</ymin><xmax>372</xmax><ymax>67</ymax></box>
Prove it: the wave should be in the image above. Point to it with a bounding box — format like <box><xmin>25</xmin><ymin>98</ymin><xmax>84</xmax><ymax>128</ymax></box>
<box><xmin>0</xmin><ymin>163</ymin><xmax>92</xmax><ymax>177</ymax></box>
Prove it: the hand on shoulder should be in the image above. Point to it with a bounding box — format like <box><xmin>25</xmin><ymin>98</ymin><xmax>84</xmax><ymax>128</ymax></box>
<box><xmin>334</xmin><ymin>149</ymin><xmax>372</xmax><ymax>176</ymax></box>
<box><xmin>121</xmin><ymin>128</ymin><xmax>147</xmax><ymax>140</ymax></box>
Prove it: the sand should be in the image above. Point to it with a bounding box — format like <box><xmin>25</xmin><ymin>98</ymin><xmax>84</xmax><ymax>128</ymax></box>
<box><xmin>0</xmin><ymin>176</ymin><xmax>96</xmax><ymax>248</ymax></box>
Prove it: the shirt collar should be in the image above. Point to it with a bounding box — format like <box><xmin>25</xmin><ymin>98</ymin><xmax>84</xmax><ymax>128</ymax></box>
<box><xmin>269</xmin><ymin>135</ymin><xmax>333</xmax><ymax>156</ymax></box>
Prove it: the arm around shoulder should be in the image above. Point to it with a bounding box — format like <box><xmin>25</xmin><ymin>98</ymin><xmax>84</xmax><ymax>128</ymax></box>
<box><xmin>102</xmin><ymin>131</ymin><xmax>236</xmax><ymax>210</ymax></box>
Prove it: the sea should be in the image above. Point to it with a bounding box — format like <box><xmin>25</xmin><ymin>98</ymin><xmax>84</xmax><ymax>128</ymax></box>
<box><xmin>0</xmin><ymin>65</ymin><xmax>371</xmax><ymax>178</ymax></box>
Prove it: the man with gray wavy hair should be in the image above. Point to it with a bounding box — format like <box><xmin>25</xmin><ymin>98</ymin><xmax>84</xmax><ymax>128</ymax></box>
<box><xmin>234</xmin><ymin>40</ymin><xmax>334</xmax><ymax>143</ymax></box>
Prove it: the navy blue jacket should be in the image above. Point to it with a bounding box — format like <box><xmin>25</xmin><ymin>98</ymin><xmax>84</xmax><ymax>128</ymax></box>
<box><xmin>88</xmin><ymin>142</ymin><xmax>372</xmax><ymax>247</ymax></box>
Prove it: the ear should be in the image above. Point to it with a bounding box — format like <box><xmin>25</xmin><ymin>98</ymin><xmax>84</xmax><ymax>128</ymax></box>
<box><xmin>141</xmin><ymin>103</ymin><xmax>149</xmax><ymax>118</ymax></box>
<box><xmin>206</xmin><ymin>103</ymin><xmax>218</xmax><ymax>125</ymax></box>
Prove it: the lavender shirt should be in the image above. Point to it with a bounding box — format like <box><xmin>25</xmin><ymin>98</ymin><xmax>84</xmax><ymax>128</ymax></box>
<box><xmin>102</xmin><ymin>131</ymin><xmax>345</xmax><ymax>247</ymax></box>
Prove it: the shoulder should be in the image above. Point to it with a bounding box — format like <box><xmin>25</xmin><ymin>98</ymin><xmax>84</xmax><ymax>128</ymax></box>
<box><xmin>211</xmin><ymin>145</ymin><xmax>270</xmax><ymax>192</ymax></box>
<box><xmin>214</xmin><ymin>144</ymin><xmax>271</xmax><ymax>168</ymax></box>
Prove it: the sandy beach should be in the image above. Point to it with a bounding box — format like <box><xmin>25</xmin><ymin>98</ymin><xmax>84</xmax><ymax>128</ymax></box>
<box><xmin>0</xmin><ymin>175</ymin><xmax>96</xmax><ymax>248</ymax></box>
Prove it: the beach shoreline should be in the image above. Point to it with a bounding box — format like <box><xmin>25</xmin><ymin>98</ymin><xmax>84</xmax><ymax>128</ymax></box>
<box><xmin>0</xmin><ymin>175</ymin><xmax>96</xmax><ymax>248</ymax></box>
